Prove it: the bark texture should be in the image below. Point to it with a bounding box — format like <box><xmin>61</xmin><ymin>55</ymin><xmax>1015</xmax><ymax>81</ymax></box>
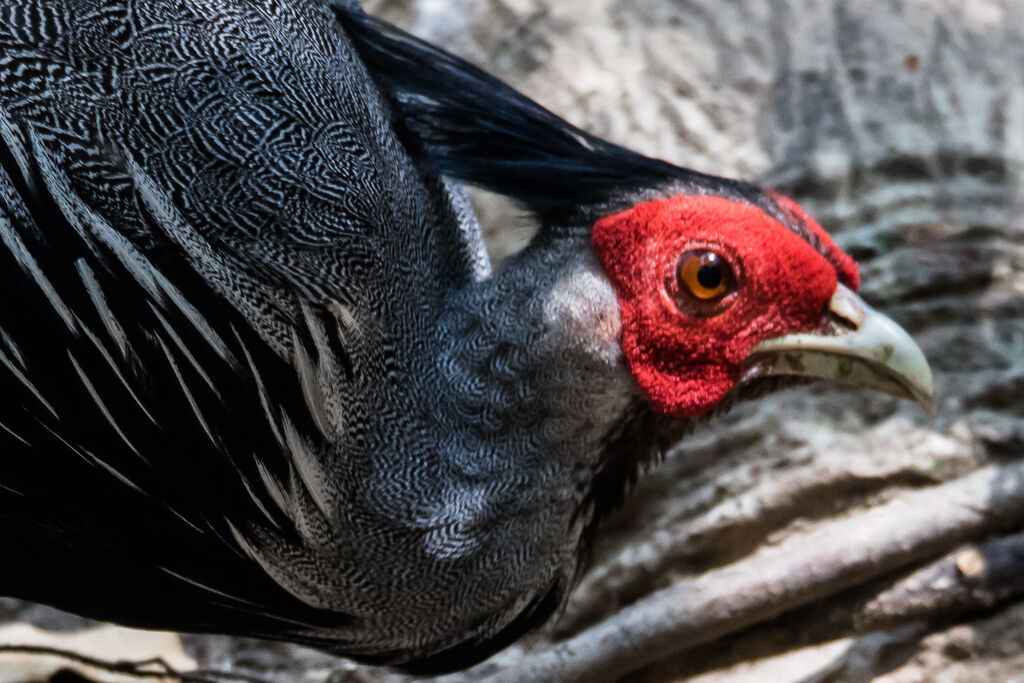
<box><xmin>4</xmin><ymin>0</ymin><xmax>1024</xmax><ymax>681</ymax></box>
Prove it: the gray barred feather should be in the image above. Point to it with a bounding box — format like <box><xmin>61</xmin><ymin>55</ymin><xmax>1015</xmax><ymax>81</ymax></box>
<box><xmin>0</xmin><ymin>0</ymin><xmax>674</xmax><ymax>673</ymax></box>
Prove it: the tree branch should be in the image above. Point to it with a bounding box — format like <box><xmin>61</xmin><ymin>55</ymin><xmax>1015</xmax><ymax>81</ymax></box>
<box><xmin>0</xmin><ymin>644</ymin><xmax>272</xmax><ymax>683</ymax></box>
<box><xmin>632</xmin><ymin>529</ymin><xmax>1024</xmax><ymax>681</ymax></box>
<box><xmin>468</xmin><ymin>461</ymin><xmax>1024</xmax><ymax>682</ymax></box>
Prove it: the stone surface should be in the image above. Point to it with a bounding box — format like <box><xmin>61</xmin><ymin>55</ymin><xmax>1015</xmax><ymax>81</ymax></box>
<box><xmin>3</xmin><ymin>0</ymin><xmax>1024</xmax><ymax>681</ymax></box>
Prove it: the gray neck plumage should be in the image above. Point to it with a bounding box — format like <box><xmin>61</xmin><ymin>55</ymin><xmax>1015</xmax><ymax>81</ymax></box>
<box><xmin>267</xmin><ymin>230</ymin><xmax>679</xmax><ymax>662</ymax></box>
<box><xmin>392</xmin><ymin>233</ymin><xmax>636</xmax><ymax>550</ymax></box>
<box><xmin>430</xmin><ymin>231</ymin><xmax>637</xmax><ymax>485</ymax></box>
<box><xmin>322</xmin><ymin>233</ymin><xmax>645</xmax><ymax>651</ymax></box>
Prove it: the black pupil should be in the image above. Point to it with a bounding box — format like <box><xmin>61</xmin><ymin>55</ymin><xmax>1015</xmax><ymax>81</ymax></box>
<box><xmin>696</xmin><ymin>259</ymin><xmax>723</xmax><ymax>290</ymax></box>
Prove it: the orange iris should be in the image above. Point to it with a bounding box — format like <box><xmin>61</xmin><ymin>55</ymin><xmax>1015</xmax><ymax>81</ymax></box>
<box><xmin>676</xmin><ymin>250</ymin><xmax>733</xmax><ymax>301</ymax></box>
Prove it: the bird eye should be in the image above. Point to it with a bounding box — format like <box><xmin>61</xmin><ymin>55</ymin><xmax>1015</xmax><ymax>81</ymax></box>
<box><xmin>672</xmin><ymin>250</ymin><xmax>737</xmax><ymax>316</ymax></box>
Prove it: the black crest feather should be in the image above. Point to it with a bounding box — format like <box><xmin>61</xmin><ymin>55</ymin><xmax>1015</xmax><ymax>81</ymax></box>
<box><xmin>336</xmin><ymin>8</ymin><xmax>762</xmax><ymax>224</ymax></box>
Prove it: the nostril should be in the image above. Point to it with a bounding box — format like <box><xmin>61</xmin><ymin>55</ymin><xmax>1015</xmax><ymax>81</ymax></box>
<box><xmin>828</xmin><ymin>283</ymin><xmax>866</xmax><ymax>330</ymax></box>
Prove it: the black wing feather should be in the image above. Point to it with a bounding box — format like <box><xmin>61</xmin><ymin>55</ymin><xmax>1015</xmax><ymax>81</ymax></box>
<box><xmin>0</xmin><ymin>117</ymin><xmax>349</xmax><ymax>641</ymax></box>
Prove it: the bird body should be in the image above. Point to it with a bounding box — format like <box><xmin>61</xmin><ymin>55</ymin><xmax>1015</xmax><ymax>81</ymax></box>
<box><xmin>0</xmin><ymin>0</ymin><xmax>933</xmax><ymax>672</ymax></box>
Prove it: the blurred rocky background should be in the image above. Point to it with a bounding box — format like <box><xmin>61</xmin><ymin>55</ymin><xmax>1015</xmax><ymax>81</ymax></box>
<box><xmin>3</xmin><ymin>0</ymin><xmax>1024</xmax><ymax>681</ymax></box>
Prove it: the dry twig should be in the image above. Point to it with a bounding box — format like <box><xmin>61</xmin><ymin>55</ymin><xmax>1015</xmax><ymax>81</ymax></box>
<box><xmin>466</xmin><ymin>461</ymin><xmax>1024</xmax><ymax>682</ymax></box>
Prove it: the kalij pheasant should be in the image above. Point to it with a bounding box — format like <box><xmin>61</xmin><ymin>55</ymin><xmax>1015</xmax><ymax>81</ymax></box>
<box><xmin>0</xmin><ymin>0</ymin><xmax>933</xmax><ymax>673</ymax></box>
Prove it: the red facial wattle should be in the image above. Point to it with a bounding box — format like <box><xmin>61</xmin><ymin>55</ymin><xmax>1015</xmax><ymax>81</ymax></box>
<box><xmin>592</xmin><ymin>194</ymin><xmax>855</xmax><ymax>417</ymax></box>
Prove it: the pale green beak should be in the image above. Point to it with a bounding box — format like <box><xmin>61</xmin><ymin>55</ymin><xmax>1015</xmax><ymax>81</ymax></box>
<box><xmin>743</xmin><ymin>284</ymin><xmax>935</xmax><ymax>413</ymax></box>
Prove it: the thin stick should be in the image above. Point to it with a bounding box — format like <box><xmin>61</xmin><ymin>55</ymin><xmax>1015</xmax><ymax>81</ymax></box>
<box><xmin>475</xmin><ymin>460</ymin><xmax>1024</xmax><ymax>683</ymax></box>
<box><xmin>634</xmin><ymin>529</ymin><xmax>1024</xmax><ymax>680</ymax></box>
<box><xmin>0</xmin><ymin>644</ymin><xmax>272</xmax><ymax>683</ymax></box>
